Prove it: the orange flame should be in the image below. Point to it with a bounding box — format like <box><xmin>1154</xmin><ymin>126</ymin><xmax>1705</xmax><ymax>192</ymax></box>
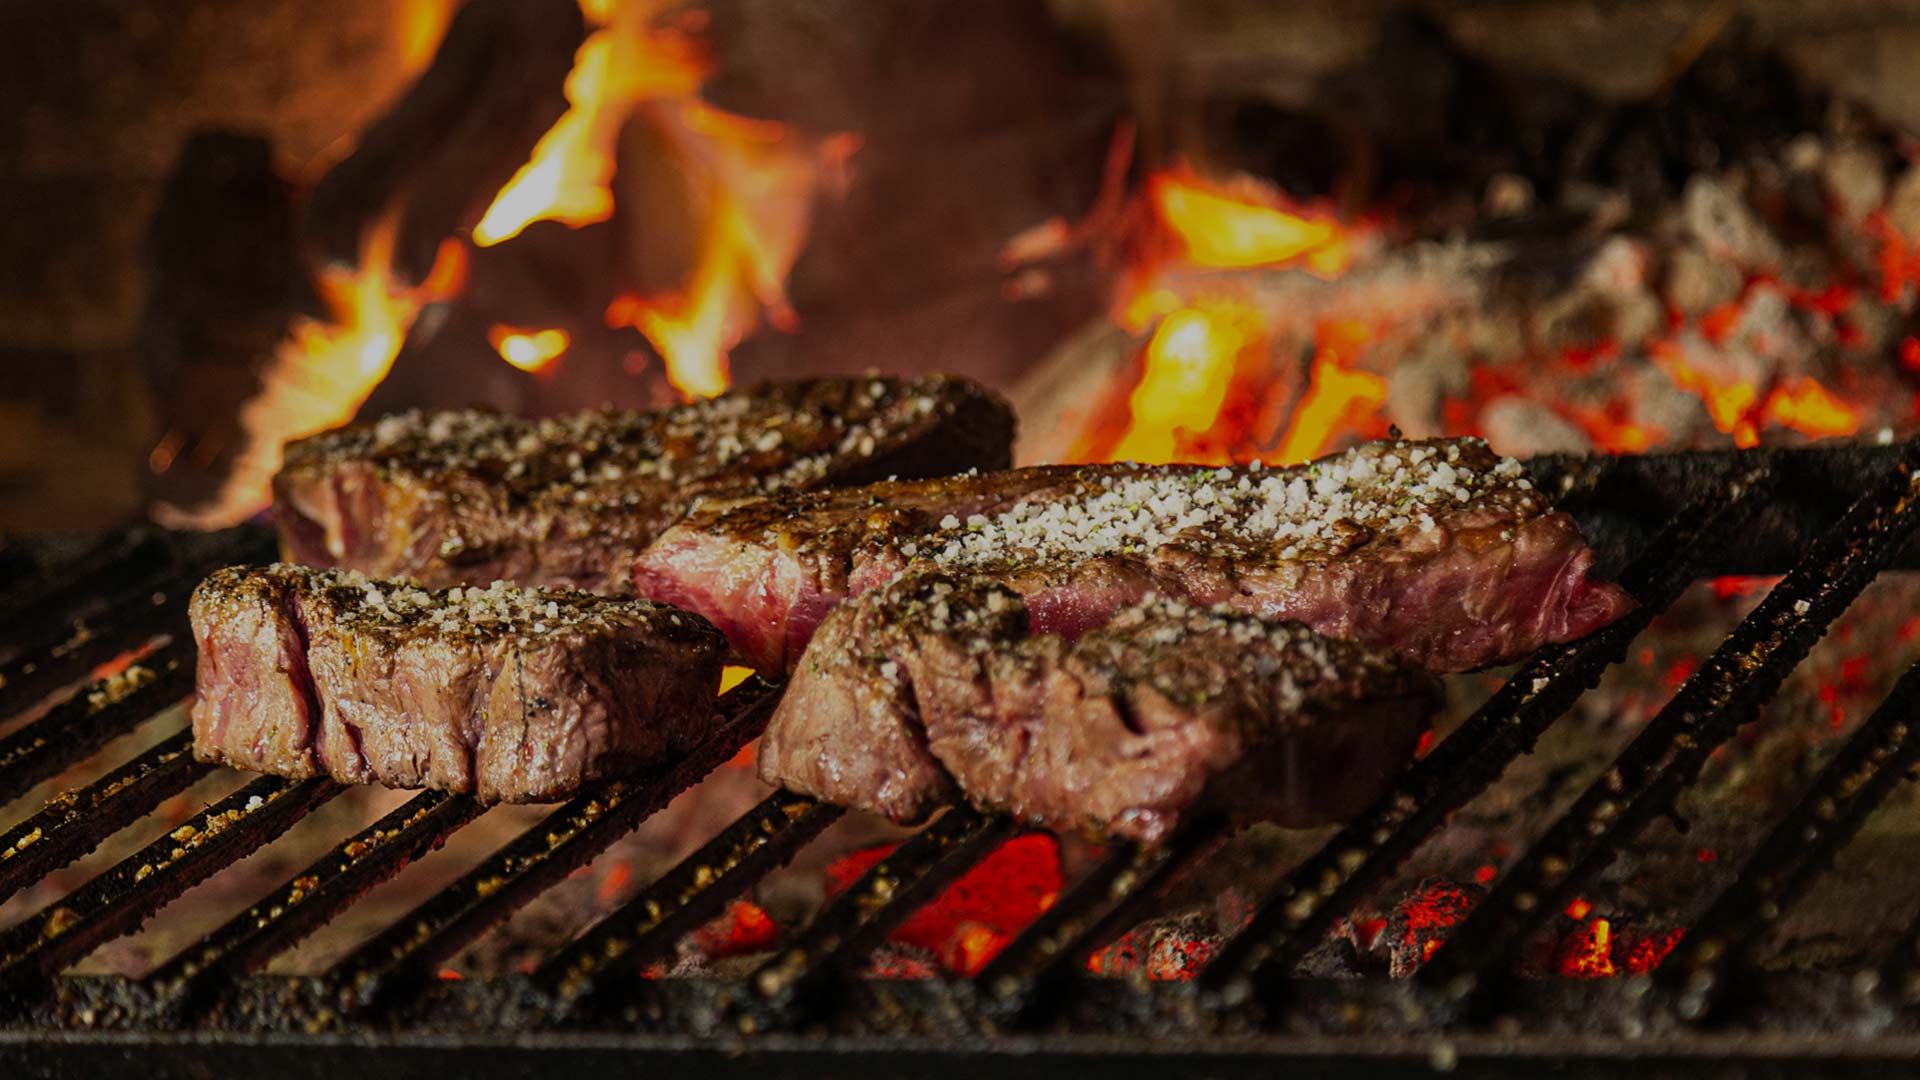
<box><xmin>1151</xmin><ymin>168</ymin><xmax>1353</xmax><ymax>277</ymax></box>
<box><xmin>473</xmin><ymin>2</ymin><xmax>841</xmax><ymax>400</ymax></box>
<box><xmin>1651</xmin><ymin>340</ymin><xmax>1861</xmax><ymax>448</ymax></box>
<box><xmin>1110</xmin><ymin>301</ymin><xmax>1254</xmax><ymax>463</ymax></box>
<box><xmin>605</xmin><ymin>110</ymin><xmax>843</xmax><ymax>399</ymax></box>
<box><xmin>153</xmin><ymin>218</ymin><xmax>464</xmax><ymax>528</ymax></box>
<box><xmin>398</xmin><ymin>0</ymin><xmax>459</xmax><ymax>75</ymax></box>
<box><xmin>473</xmin><ymin>10</ymin><xmax>707</xmax><ymax>245</ymax></box>
<box><xmin>488</xmin><ymin>325</ymin><xmax>570</xmax><ymax>374</ymax></box>
<box><xmin>1276</xmin><ymin>320</ymin><xmax>1388</xmax><ymax>464</ymax></box>
<box><xmin>1097</xmin><ymin>166</ymin><xmax>1369</xmax><ymax>466</ymax></box>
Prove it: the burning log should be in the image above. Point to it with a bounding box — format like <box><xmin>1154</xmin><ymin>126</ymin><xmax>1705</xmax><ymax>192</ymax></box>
<box><xmin>139</xmin><ymin>131</ymin><xmax>316</xmax><ymax>515</ymax></box>
<box><xmin>304</xmin><ymin>0</ymin><xmax>586</xmax><ymax>284</ymax></box>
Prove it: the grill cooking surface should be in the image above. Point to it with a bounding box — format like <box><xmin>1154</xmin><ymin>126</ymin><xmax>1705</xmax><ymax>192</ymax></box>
<box><xmin>4</xmin><ymin>443</ymin><xmax>1920</xmax><ymax>1078</ymax></box>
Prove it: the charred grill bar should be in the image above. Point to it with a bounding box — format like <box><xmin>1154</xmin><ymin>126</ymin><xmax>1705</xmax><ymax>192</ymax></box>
<box><xmin>3</xmin><ymin>444</ymin><xmax>1920</xmax><ymax>1075</ymax></box>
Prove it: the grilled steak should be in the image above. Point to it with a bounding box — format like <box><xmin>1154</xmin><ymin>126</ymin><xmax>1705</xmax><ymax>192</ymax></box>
<box><xmin>274</xmin><ymin>375</ymin><xmax>1013</xmax><ymax>591</ymax></box>
<box><xmin>636</xmin><ymin>437</ymin><xmax>1632</xmax><ymax>673</ymax></box>
<box><xmin>632</xmin><ymin>467</ymin><xmax>1075</xmax><ymax>672</ymax></box>
<box><xmin>189</xmin><ymin>564</ymin><xmax>726</xmax><ymax>801</ymax></box>
<box><xmin>760</xmin><ymin>574</ymin><xmax>1441</xmax><ymax>841</ymax></box>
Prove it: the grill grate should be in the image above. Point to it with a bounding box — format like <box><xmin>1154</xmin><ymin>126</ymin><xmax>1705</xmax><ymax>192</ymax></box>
<box><xmin>4</xmin><ymin>443</ymin><xmax>1920</xmax><ymax>1076</ymax></box>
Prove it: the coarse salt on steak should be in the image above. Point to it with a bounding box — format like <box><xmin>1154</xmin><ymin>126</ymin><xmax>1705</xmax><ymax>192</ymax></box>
<box><xmin>189</xmin><ymin>564</ymin><xmax>727</xmax><ymax>802</ymax></box>
<box><xmin>274</xmin><ymin>375</ymin><xmax>1013</xmax><ymax>592</ymax></box>
<box><xmin>635</xmin><ymin>437</ymin><xmax>1632</xmax><ymax>674</ymax></box>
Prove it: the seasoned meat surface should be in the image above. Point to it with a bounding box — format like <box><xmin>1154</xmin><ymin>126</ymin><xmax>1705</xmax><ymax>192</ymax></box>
<box><xmin>274</xmin><ymin>375</ymin><xmax>1014</xmax><ymax>591</ymax></box>
<box><xmin>190</xmin><ymin>564</ymin><xmax>727</xmax><ymax>802</ymax></box>
<box><xmin>637</xmin><ymin>437</ymin><xmax>1633</xmax><ymax>674</ymax></box>
<box><xmin>760</xmin><ymin>574</ymin><xmax>1442</xmax><ymax>842</ymax></box>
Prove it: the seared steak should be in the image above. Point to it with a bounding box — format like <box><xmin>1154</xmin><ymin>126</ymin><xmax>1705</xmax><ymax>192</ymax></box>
<box><xmin>189</xmin><ymin>564</ymin><xmax>726</xmax><ymax>801</ymax></box>
<box><xmin>632</xmin><ymin>467</ymin><xmax>1075</xmax><ymax>672</ymax></box>
<box><xmin>760</xmin><ymin>574</ymin><xmax>1441</xmax><ymax>842</ymax></box>
<box><xmin>636</xmin><ymin>437</ymin><xmax>1633</xmax><ymax>673</ymax></box>
<box><xmin>274</xmin><ymin>375</ymin><xmax>1013</xmax><ymax>591</ymax></box>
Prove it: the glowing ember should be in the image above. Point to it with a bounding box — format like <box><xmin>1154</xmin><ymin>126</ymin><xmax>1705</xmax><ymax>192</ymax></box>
<box><xmin>1375</xmin><ymin>877</ymin><xmax>1481</xmax><ymax>975</ymax></box>
<box><xmin>1558</xmin><ymin>917</ymin><xmax>1616</xmax><ymax>978</ymax></box>
<box><xmin>826</xmin><ymin>834</ymin><xmax>1062</xmax><ymax>976</ymax></box>
<box><xmin>1086</xmin><ymin>926</ymin><xmax>1218</xmax><ymax>981</ymax></box>
<box><xmin>1624</xmin><ymin>928</ymin><xmax>1685</xmax><ymax>973</ymax></box>
<box><xmin>153</xmin><ymin>219</ymin><xmax>464</xmax><ymax>528</ymax></box>
<box><xmin>1650</xmin><ymin>334</ymin><xmax>1862</xmax><ymax>450</ymax></box>
<box><xmin>690</xmin><ymin>899</ymin><xmax>779</xmax><ymax>959</ymax></box>
<box><xmin>488</xmin><ymin>325</ymin><xmax>570</xmax><ymax>374</ymax></box>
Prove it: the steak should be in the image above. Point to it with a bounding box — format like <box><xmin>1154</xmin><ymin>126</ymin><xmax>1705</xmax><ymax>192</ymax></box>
<box><xmin>189</xmin><ymin>564</ymin><xmax>727</xmax><ymax>802</ymax></box>
<box><xmin>274</xmin><ymin>375</ymin><xmax>1013</xmax><ymax>591</ymax></box>
<box><xmin>632</xmin><ymin>467</ymin><xmax>1075</xmax><ymax>672</ymax></box>
<box><xmin>759</xmin><ymin>574</ymin><xmax>1442</xmax><ymax>841</ymax></box>
<box><xmin>635</xmin><ymin>437</ymin><xmax>1633</xmax><ymax>674</ymax></box>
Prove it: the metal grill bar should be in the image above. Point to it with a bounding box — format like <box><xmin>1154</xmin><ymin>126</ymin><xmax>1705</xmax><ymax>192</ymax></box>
<box><xmin>538</xmin><ymin>790</ymin><xmax>843</xmax><ymax>1010</ymax></box>
<box><xmin>0</xmin><ymin>538</ymin><xmax>38</xmax><ymax>601</ymax></box>
<box><xmin>1197</xmin><ymin>466</ymin><xmax>1769</xmax><ymax>1006</ymax></box>
<box><xmin>143</xmin><ymin>789</ymin><xmax>484</xmax><ymax>1017</ymax></box>
<box><xmin>1659</xmin><ymin>657</ymin><xmax>1920</xmax><ymax>1018</ymax></box>
<box><xmin>974</xmin><ymin>817</ymin><xmax>1229</xmax><ymax>1026</ymax></box>
<box><xmin>329</xmin><ymin>676</ymin><xmax>782</xmax><ymax>1011</ymax></box>
<box><xmin>0</xmin><ymin>729</ymin><xmax>211</xmax><ymax>904</ymax></box>
<box><xmin>0</xmin><ymin>528</ymin><xmax>270</xmax><ymax>721</ymax></box>
<box><xmin>745</xmin><ymin>807</ymin><xmax>1017</xmax><ymax>1026</ymax></box>
<box><xmin>0</xmin><ymin>531</ymin><xmax>168</xmax><ymax>642</ymax></box>
<box><xmin>1879</xmin><ymin>899</ymin><xmax>1920</xmax><ymax>1002</ymax></box>
<box><xmin>0</xmin><ymin>640</ymin><xmax>194</xmax><ymax>807</ymax></box>
<box><xmin>1420</xmin><ymin>441</ymin><xmax>1920</xmax><ymax>995</ymax></box>
<box><xmin>0</xmin><ymin>589</ymin><xmax>178</xmax><ymax>724</ymax></box>
<box><xmin>0</xmin><ymin>775</ymin><xmax>340</xmax><ymax>998</ymax></box>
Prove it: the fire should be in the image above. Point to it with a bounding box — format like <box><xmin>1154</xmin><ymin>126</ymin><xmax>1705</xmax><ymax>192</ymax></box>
<box><xmin>1150</xmin><ymin>168</ymin><xmax>1353</xmax><ymax>277</ymax></box>
<box><xmin>489</xmin><ymin>325</ymin><xmax>570</xmax><ymax>374</ymax></box>
<box><xmin>1650</xmin><ymin>339</ymin><xmax>1862</xmax><ymax>448</ymax></box>
<box><xmin>474</xmin><ymin>1</ymin><xmax>842</xmax><ymax>400</ymax></box>
<box><xmin>1277</xmin><ymin>320</ymin><xmax>1389</xmax><ymax>464</ymax></box>
<box><xmin>1097</xmin><ymin>166</ymin><xmax>1372</xmax><ymax>465</ymax></box>
<box><xmin>604</xmin><ymin>108</ymin><xmax>842</xmax><ymax>399</ymax></box>
<box><xmin>153</xmin><ymin>218</ymin><xmax>464</xmax><ymax>528</ymax></box>
<box><xmin>1110</xmin><ymin>301</ymin><xmax>1254</xmax><ymax>463</ymax></box>
<box><xmin>398</xmin><ymin>0</ymin><xmax>459</xmax><ymax>75</ymax></box>
<box><xmin>474</xmin><ymin>8</ymin><xmax>706</xmax><ymax>244</ymax></box>
<box><xmin>1558</xmin><ymin>917</ymin><xmax>1616</xmax><ymax>978</ymax></box>
<box><xmin>826</xmin><ymin>834</ymin><xmax>1062</xmax><ymax>977</ymax></box>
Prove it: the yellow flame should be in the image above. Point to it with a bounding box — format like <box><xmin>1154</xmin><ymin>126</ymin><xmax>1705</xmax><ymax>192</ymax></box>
<box><xmin>606</xmin><ymin>106</ymin><xmax>833</xmax><ymax>399</ymax></box>
<box><xmin>1110</xmin><ymin>302</ymin><xmax>1253</xmax><ymax>464</ymax></box>
<box><xmin>489</xmin><ymin>325</ymin><xmax>570</xmax><ymax>374</ymax></box>
<box><xmin>473</xmin><ymin>11</ymin><xmax>707</xmax><ymax>245</ymax></box>
<box><xmin>153</xmin><ymin>219</ymin><xmax>463</xmax><ymax>529</ymax></box>
<box><xmin>1151</xmin><ymin>169</ymin><xmax>1352</xmax><ymax>276</ymax></box>
<box><xmin>398</xmin><ymin>0</ymin><xmax>458</xmax><ymax>75</ymax></box>
<box><xmin>1275</xmin><ymin>321</ymin><xmax>1388</xmax><ymax>464</ymax></box>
